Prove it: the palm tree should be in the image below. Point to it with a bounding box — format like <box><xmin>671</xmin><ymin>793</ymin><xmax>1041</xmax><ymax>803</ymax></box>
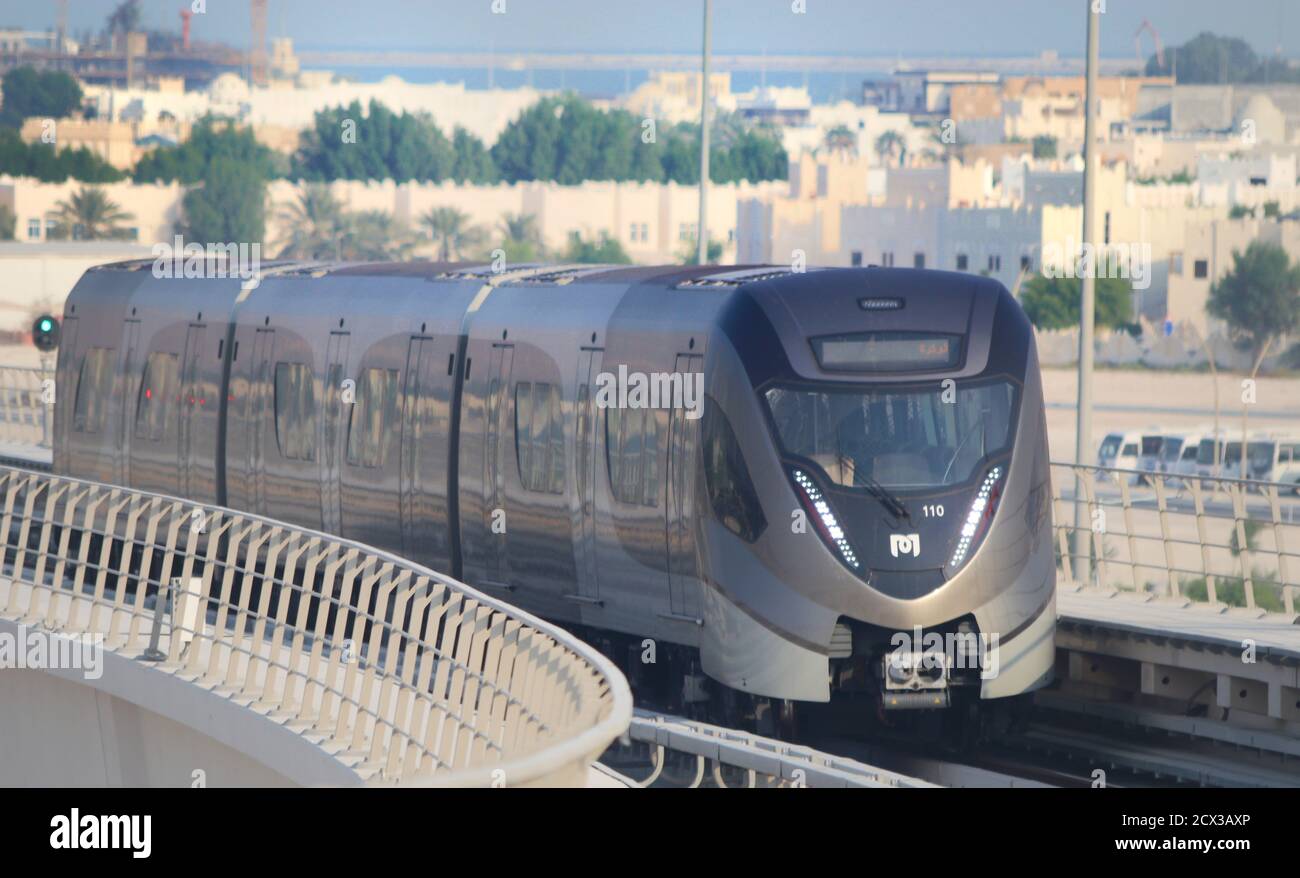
<box><xmin>874</xmin><ymin>130</ymin><xmax>906</xmax><ymax>167</ymax></box>
<box><xmin>340</xmin><ymin>210</ymin><xmax>417</xmax><ymax>261</ymax></box>
<box><xmin>823</xmin><ymin>125</ymin><xmax>857</xmax><ymax>155</ymax></box>
<box><xmin>497</xmin><ymin>211</ymin><xmax>543</xmax><ymax>262</ymax></box>
<box><xmin>45</xmin><ymin>187</ymin><xmax>135</xmax><ymax>241</ymax></box>
<box><xmin>275</xmin><ymin>184</ymin><xmax>346</xmax><ymax>260</ymax></box>
<box><xmin>421</xmin><ymin>206</ymin><xmax>485</xmax><ymax>261</ymax></box>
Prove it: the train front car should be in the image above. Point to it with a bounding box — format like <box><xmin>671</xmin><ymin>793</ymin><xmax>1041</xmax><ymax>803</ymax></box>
<box><xmin>697</xmin><ymin>267</ymin><xmax>1055</xmax><ymax>714</ymax></box>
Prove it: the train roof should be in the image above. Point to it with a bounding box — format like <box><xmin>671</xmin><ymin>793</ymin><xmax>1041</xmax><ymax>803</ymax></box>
<box><xmin>84</xmin><ymin>259</ymin><xmax>1010</xmax><ymax>299</ymax></box>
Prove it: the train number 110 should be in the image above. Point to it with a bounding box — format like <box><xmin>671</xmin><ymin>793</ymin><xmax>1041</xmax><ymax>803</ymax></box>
<box><xmin>922</xmin><ymin>504</ymin><xmax>944</xmax><ymax>518</ymax></box>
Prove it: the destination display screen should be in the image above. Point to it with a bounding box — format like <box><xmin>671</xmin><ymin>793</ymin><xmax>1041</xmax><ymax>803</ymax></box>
<box><xmin>812</xmin><ymin>332</ymin><xmax>963</xmax><ymax>372</ymax></box>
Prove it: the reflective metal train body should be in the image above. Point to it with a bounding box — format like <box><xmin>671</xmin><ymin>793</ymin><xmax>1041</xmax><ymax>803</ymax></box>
<box><xmin>55</xmin><ymin>261</ymin><xmax>1055</xmax><ymax>706</ymax></box>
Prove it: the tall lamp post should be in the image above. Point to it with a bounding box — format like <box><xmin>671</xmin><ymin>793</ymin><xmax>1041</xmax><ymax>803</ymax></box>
<box><xmin>1072</xmin><ymin>0</ymin><xmax>1101</xmax><ymax>584</ymax></box>
<box><xmin>697</xmin><ymin>0</ymin><xmax>713</xmax><ymax>266</ymax></box>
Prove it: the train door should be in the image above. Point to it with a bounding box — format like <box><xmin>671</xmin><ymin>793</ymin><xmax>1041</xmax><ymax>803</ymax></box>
<box><xmin>114</xmin><ymin>318</ymin><xmax>141</xmax><ymax>487</ymax></box>
<box><xmin>666</xmin><ymin>353</ymin><xmax>703</xmax><ymax>620</ymax></box>
<box><xmin>245</xmin><ymin>328</ymin><xmax>275</xmax><ymax>516</ymax></box>
<box><xmin>573</xmin><ymin>346</ymin><xmax>604</xmax><ymax>602</ymax></box>
<box><xmin>482</xmin><ymin>342</ymin><xmax>514</xmax><ymax>588</ymax></box>
<box><xmin>318</xmin><ymin>331</ymin><xmax>349</xmax><ymax>534</ymax></box>
<box><xmin>53</xmin><ymin>315</ymin><xmax>79</xmax><ymax>467</ymax></box>
<box><xmin>400</xmin><ymin>335</ymin><xmax>439</xmax><ymax>563</ymax></box>
<box><xmin>177</xmin><ymin>323</ymin><xmax>206</xmax><ymax>498</ymax></box>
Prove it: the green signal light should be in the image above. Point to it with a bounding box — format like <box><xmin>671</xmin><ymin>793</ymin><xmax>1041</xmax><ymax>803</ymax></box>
<box><xmin>39</xmin><ymin>319</ymin><xmax>52</xmax><ymax>332</ymax></box>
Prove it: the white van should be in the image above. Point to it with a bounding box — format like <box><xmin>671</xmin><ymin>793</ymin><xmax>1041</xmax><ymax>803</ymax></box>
<box><xmin>1098</xmin><ymin>431</ymin><xmax>1141</xmax><ymax>471</ymax></box>
<box><xmin>1221</xmin><ymin>432</ymin><xmax>1300</xmax><ymax>491</ymax></box>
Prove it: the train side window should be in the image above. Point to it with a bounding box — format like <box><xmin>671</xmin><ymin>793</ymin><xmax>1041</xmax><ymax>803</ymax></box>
<box><xmin>605</xmin><ymin>405</ymin><xmax>658</xmax><ymax>507</ymax></box>
<box><xmin>702</xmin><ymin>398</ymin><xmax>767</xmax><ymax>542</ymax></box>
<box><xmin>274</xmin><ymin>362</ymin><xmax>317</xmax><ymax>462</ymax></box>
<box><xmin>73</xmin><ymin>347</ymin><xmax>115</xmax><ymax>434</ymax></box>
<box><xmin>514</xmin><ymin>382</ymin><xmax>564</xmax><ymax>494</ymax></box>
<box><xmin>134</xmin><ymin>352</ymin><xmax>178</xmax><ymax>442</ymax></box>
<box><xmin>346</xmin><ymin>367</ymin><xmax>399</xmax><ymax>468</ymax></box>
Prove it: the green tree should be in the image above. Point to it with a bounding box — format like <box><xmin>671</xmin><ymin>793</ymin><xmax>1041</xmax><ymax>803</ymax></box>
<box><xmin>497</xmin><ymin>212</ymin><xmax>543</xmax><ymax>262</ymax></box>
<box><xmin>1145</xmin><ymin>32</ymin><xmax>1300</xmax><ymax>84</ymax></box>
<box><xmin>134</xmin><ymin>117</ymin><xmax>280</xmax><ymax>184</ymax></box>
<box><xmin>291</xmin><ymin>101</ymin><xmax>455</xmax><ymax>183</ymax></box>
<box><xmin>0</xmin><ymin>67</ymin><xmax>83</xmax><ymax>127</ymax></box>
<box><xmin>1032</xmin><ymin>135</ymin><xmax>1057</xmax><ymax>159</ymax></box>
<box><xmin>340</xmin><ymin>210</ymin><xmax>416</xmax><ymax>261</ymax></box>
<box><xmin>560</xmin><ymin>231</ymin><xmax>631</xmax><ymax>264</ymax></box>
<box><xmin>824</xmin><ymin>124</ymin><xmax>857</xmax><ymax>154</ymax></box>
<box><xmin>450</xmin><ymin>126</ymin><xmax>498</xmax><ymax>183</ymax></box>
<box><xmin>179</xmin><ymin>157</ymin><xmax>266</xmax><ymax>245</ymax></box>
<box><xmin>421</xmin><ymin>206</ymin><xmax>485</xmax><ymax>261</ymax></box>
<box><xmin>0</xmin><ymin>203</ymin><xmax>15</xmax><ymax>240</ymax></box>
<box><xmin>45</xmin><ymin>186</ymin><xmax>135</xmax><ymax>240</ymax></box>
<box><xmin>491</xmin><ymin>96</ymin><xmax>786</xmax><ymax>186</ymax></box>
<box><xmin>274</xmin><ymin>184</ymin><xmax>347</xmax><ymax>260</ymax></box>
<box><xmin>678</xmin><ymin>234</ymin><xmax>724</xmax><ymax>265</ymax></box>
<box><xmin>874</xmin><ymin>130</ymin><xmax>906</xmax><ymax>166</ymax></box>
<box><xmin>1207</xmin><ymin>241</ymin><xmax>1300</xmax><ymax>362</ymax></box>
<box><xmin>1020</xmin><ymin>274</ymin><xmax>1134</xmax><ymax>331</ymax></box>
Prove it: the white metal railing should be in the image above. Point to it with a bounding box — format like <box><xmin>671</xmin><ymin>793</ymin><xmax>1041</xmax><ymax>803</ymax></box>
<box><xmin>0</xmin><ymin>466</ymin><xmax>632</xmax><ymax>787</ymax></box>
<box><xmin>1051</xmin><ymin>462</ymin><xmax>1299</xmax><ymax>615</ymax></box>
<box><xmin>0</xmin><ymin>366</ymin><xmax>52</xmax><ymax>450</ymax></box>
<box><xmin>602</xmin><ymin>710</ymin><xmax>935</xmax><ymax>788</ymax></box>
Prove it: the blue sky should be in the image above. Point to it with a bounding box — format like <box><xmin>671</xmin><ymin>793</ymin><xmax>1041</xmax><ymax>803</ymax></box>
<box><xmin>4</xmin><ymin>0</ymin><xmax>1297</xmax><ymax>58</ymax></box>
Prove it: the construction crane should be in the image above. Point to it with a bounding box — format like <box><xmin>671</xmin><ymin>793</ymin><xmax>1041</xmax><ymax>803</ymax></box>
<box><xmin>1134</xmin><ymin>18</ymin><xmax>1164</xmax><ymax>71</ymax></box>
<box><xmin>249</xmin><ymin>0</ymin><xmax>268</xmax><ymax>86</ymax></box>
<box><xmin>55</xmin><ymin>0</ymin><xmax>67</xmax><ymax>53</ymax></box>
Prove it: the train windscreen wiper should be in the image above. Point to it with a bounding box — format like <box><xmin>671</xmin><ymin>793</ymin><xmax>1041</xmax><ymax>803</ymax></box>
<box><xmin>840</xmin><ymin>454</ymin><xmax>911</xmax><ymax>521</ymax></box>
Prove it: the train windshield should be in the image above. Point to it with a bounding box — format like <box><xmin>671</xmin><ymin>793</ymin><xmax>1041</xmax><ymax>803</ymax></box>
<box><xmin>764</xmin><ymin>379</ymin><xmax>1018</xmax><ymax>490</ymax></box>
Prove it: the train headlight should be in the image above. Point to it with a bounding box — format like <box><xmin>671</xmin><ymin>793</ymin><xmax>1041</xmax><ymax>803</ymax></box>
<box><xmin>948</xmin><ymin>466</ymin><xmax>1003</xmax><ymax>570</ymax></box>
<box><xmin>791</xmin><ymin>468</ymin><xmax>860</xmax><ymax>570</ymax></box>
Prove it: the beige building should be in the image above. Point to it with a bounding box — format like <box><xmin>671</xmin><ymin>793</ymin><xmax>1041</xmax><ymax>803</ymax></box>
<box><xmin>19</xmin><ymin>118</ymin><xmax>144</xmax><ymax>171</ymax></box>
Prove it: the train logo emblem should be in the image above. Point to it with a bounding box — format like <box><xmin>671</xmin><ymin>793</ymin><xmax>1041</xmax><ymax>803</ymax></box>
<box><xmin>889</xmin><ymin>533</ymin><xmax>920</xmax><ymax>558</ymax></box>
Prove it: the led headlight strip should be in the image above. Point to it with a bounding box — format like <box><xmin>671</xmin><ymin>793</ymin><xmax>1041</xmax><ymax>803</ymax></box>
<box><xmin>792</xmin><ymin>468</ymin><xmax>860</xmax><ymax>569</ymax></box>
<box><xmin>949</xmin><ymin>466</ymin><xmax>1003</xmax><ymax>569</ymax></box>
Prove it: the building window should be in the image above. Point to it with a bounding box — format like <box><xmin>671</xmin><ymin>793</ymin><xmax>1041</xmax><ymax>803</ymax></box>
<box><xmin>1170</xmin><ymin>251</ymin><xmax>1184</xmax><ymax>275</ymax></box>
<box><xmin>135</xmin><ymin>351</ymin><xmax>179</xmax><ymax>442</ymax></box>
<box><xmin>273</xmin><ymin>362</ymin><xmax>317</xmax><ymax>461</ymax></box>
<box><xmin>26</xmin><ymin>219</ymin><xmax>40</xmax><ymax>240</ymax></box>
<box><xmin>1193</xmin><ymin>259</ymin><xmax>1208</xmax><ymax>279</ymax></box>
<box><xmin>515</xmin><ymin>381</ymin><xmax>565</xmax><ymax>494</ymax></box>
<box><xmin>346</xmin><ymin>367</ymin><xmax>399</xmax><ymax>468</ymax></box>
<box><xmin>913</xmin><ymin>252</ymin><xmax>925</xmax><ymax>269</ymax></box>
<box><xmin>956</xmin><ymin>253</ymin><xmax>968</xmax><ymax>271</ymax></box>
<box><xmin>1103</xmin><ymin>211</ymin><xmax>1111</xmax><ymax>245</ymax></box>
<box><xmin>629</xmin><ymin>223</ymin><xmax>639</xmax><ymax>242</ymax></box>
<box><xmin>881</xmin><ymin>251</ymin><xmax>895</xmax><ymax>267</ymax></box>
<box><xmin>987</xmin><ymin>254</ymin><xmax>1002</xmax><ymax>272</ymax></box>
<box><xmin>73</xmin><ymin>347</ymin><xmax>116</xmax><ymax>435</ymax></box>
<box><xmin>641</xmin><ymin>223</ymin><xmax>649</xmax><ymax>241</ymax></box>
<box><xmin>1020</xmin><ymin>255</ymin><xmax>1032</xmax><ymax>271</ymax></box>
<box><xmin>605</xmin><ymin>405</ymin><xmax>660</xmax><ymax>507</ymax></box>
<box><xmin>850</xmin><ymin>250</ymin><xmax>863</xmax><ymax>267</ymax></box>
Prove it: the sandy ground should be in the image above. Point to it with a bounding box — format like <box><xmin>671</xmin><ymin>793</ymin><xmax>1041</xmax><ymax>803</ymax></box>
<box><xmin>1042</xmin><ymin>366</ymin><xmax>1300</xmax><ymax>461</ymax></box>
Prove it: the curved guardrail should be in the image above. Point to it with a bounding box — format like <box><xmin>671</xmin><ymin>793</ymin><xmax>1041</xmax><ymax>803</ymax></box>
<box><xmin>0</xmin><ymin>366</ymin><xmax>51</xmax><ymax>450</ymax></box>
<box><xmin>0</xmin><ymin>465</ymin><xmax>632</xmax><ymax>787</ymax></box>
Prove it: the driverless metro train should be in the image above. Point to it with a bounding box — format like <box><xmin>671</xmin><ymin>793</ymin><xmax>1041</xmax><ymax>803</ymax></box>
<box><xmin>54</xmin><ymin>260</ymin><xmax>1056</xmax><ymax>718</ymax></box>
